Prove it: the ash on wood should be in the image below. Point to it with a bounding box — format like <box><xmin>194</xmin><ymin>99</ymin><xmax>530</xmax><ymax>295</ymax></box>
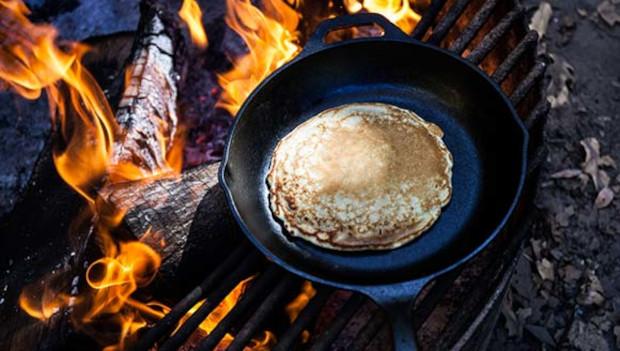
<box><xmin>111</xmin><ymin>2</ymin><xmax>179</xmax><ymax>174</ymax></box>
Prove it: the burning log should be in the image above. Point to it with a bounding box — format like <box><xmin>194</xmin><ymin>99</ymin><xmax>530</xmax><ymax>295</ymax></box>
<box><xmin>111</xmin><ymin>2</ymin><xmax>180</xmax><ymax>175</ymax></box>
<box><xmin>97</xmin><ymin>162</ymin><xmax>237</xmax><ymax>292</ymax></box>
<box><xmin>92</xmin><ymin>2</ymin><xmax>237</xmax><ymax>292</ymax></box>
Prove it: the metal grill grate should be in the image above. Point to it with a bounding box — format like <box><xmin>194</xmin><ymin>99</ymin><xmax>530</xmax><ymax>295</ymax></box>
<box><xmin>131</xmin><ymin>0</ymin><xmax>548</xmax><ymax>350</ymax></box>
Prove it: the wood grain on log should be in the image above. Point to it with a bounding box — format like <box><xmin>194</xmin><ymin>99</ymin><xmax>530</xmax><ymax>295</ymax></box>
<box><xmin>111</xmin><ymin>4</ymin><xmax>178</xmax><ymax>174</ymax></box>
<box><xmin>98</xmin><ymin>162</ymin><xmax>238</xmax><ymax>292</ymax></box>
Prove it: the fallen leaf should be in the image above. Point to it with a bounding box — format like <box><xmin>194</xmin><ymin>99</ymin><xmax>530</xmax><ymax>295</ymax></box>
<box><xmin>537</xmin><ymin>258</ymin><xmax>555</xmax><ymax>281</ymax></box>
<box><xmin>580</xmin><ymin>289</ymin><xmax>606</xmax><ymax>306</ymax></box>
<box><xmin>598</xmin><ymin>0</ymin><xmax>620</xmax><ymax>26</ymax></box>
<box><xmin>600</xmin><ymin>155</ymin><xmax>617</xmax><ymax>168</ymax></box>
<box><xmin>501</xmin><ymin>289</ymin><xmax>521</xmax><ymax>337</ymax></box>
<box><xmin>579</xmin><ymin>270</ymin><xmax>606</xmax><ymax>306</ymax></box>
<box><xmin>547</xmin><ymin>55</ymin><xmax>575</xmax><ymax>108</ymax></box>
<box><xmin>530</xmin><ymin>2</ymin><xmax>553</xmax><ymax>37</ymax></box>
<box><xmin>577</xmin><ymin>8</ymin><xmax>588</xmax><ymax>17</ymax></box>
<box><xmin>582</xmin><ymin>138</ymin><xmax>603</xmax><ymax>188</ymax></box>
<box><xmin>551</xmin><ymin>168</ymin><xmax>583</xmax><ymax>178</ymax></box>
<box><xmin>595</xmin><ymin>187</ymin><xmax>615</xmax><ymax>208</ymax></box>
<box><xmin>580</xmin><ymin>138</ymin><xmax>616</xmax><ymax>190</ymax></box>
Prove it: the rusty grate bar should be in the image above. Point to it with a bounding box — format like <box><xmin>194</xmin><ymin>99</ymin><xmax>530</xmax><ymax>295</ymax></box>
<box><xmin>158</xmin><ymin>252</ymin><xmax>263</xmax><ymax>351</ymax></box>
<box><xmin>194</xmin><ymin>265</ymin><xmax>284</xmax><ymax>351</ymax></box>
<box><xmin>412</xmin><ymin>0</ymin><xmax>447</xmax><ymax>39</ymax></box>
<box><xmin>227</xmin><ymin>276</ymin><xmax>301</xmax><ymax>351</ymax></box>
<box><xmin>413</xmin><ymin>268</ymin><xmax>463</xmax><ymax>329</ymax></box>
<box><xmin>449</xmin><ymin>0</ymin><xmax>500</xmax><ymax>53</ymax></box>
<box><xmin>273</xmin><ymin>286</ymin><xmax>332</xmax><ymax>351</ymax></box>
<box><xmin>350</xmin><ymin>307</ymin><xmax>387</xmax><ymax>351</ymax></box>
<box><xmin>428</xmin><ymin>0</ymin><xmax>473</xmax><ymax>44</ymax></box>
<box><xmin>309</xmin><ymin>294</ymin><xmax>367</xmax><ymax>351</ymax></box>
<box><xmin>492</xmin><ymin>30</ymin><xmax>539</xmax><ymax>83</ymax></box>
<box><xmin>510</xmin><ymin>60</ymin><xmax>547</xmax><ymax>105</ymax></box>
<box><xmin>466</xmin><ymin>8</ymin><xmax>523</xmax><ymax>64</ymax></box>
<box><xmin>131</xmin><ymin>244</ymin><xmax>253</xmax><ymax>351</ymax></box>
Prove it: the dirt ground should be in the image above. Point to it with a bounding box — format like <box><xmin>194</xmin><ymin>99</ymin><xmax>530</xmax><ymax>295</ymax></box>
<box><xmin>0</xmin><ymin>0</ymin><xmax>619</xmax><ymax>350</ymax></box>
<box><xmin>489</xmin><ymin>0</ymin><xmax>620</xmax><ymax>350</ymax></box>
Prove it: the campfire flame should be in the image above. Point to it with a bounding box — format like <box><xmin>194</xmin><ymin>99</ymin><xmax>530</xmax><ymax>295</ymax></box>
<box><xmin>1</xmin><ymin>0</ymin><xmax>182</xmax><ymax>349</ymax></box>
<box><xmin>216</xmin><ymin>0</ymin><xmax>301</xmax><ymax>115</ymax></box>
<box><xmin>246</xmin><ymin>331</ymin><xmax>278</xmax><ymax>351</ymax></box>
<box><xmin>285</xmin><ymin>281</ymin><xmax>316</xmax><ymax>322</ymax></box>
<box><xmin>343</xmin><ymin>0</ymin><xmax>423</xmax><ymax>34</ymax></box>
<box><xmin>0</xmin><ymin>0</ymin><xmax>116</xmax><ymax>202</ymax></box>
<box><xmin>179</xmin><ymin>0</ymin><xmax>208</xmax><ymax>49</ymax></box>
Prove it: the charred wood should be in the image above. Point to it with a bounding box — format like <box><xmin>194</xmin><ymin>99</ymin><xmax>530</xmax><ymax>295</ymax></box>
<box><xmin>111</xmin><ymin>2</ymin><xmax>179</xmax><ymax>174</ymax></box>
<box><xmin>98</xmin><ymin>162</ymin><xmax>238</xmax><ymax>293</ymax></box>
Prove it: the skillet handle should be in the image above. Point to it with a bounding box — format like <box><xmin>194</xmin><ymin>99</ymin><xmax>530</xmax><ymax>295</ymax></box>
<box><xmin>301</xmin><ymin>13</ymin><xmax>411</xmax><ymax>56</ymax></box>
<box><xmin>364</xmin><ymin>279</ymin><xmax>429</xmax><ymax>351</ymax></box>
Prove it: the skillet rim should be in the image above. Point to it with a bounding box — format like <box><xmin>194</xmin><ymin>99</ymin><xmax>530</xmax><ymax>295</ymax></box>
<box><xmin>218</xmin><ymin>35</ymin><xmax>529</xmax><ymax>291</ymax></box>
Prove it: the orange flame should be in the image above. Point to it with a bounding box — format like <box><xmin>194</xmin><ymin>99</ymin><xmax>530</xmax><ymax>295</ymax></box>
<box><xmin>1</xmin><ymin>1</ymin><xmax>182</xmax><ymax>349</ymax></box>
<box><xmin>0</xmin><ymin>0</ymin><xmax>116</xmax><ymax>202</ymax></box>
<box><xmin>343</xmin><ymin>0</ymin><xmax>423</xmax><ymax>34</ymax></box>
<box><xmin>285</xmin><ymin>281</ymin><xmax>316</xmax><ymax>322</ymax></box>
<box><xmin>179</xmin><ymin>0</ymin><xmax>208</xmax><ymax>49</ymax></box>
<box><xmin>217</xmin><ymin>0</ymin><xmax>301</xmax><ymax>115</ymax></box>
<box><xmin>83</xmin><ymin>240</ymin><xmax>161</xmax><ymax>321</ymax></box>
<box><xmin>246</xmin><ymin>331</ymin><xmax>278</xmax><ymax>351</ymax></box>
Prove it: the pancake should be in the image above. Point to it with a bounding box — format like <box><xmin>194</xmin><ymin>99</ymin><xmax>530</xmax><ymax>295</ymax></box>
<box><xmin>267</xmin><ymin>102</ymin><xmax>453</xmax><ymax>251</ymax></box>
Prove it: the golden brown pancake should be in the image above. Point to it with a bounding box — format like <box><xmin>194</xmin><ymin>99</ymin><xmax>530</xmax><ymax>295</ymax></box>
<box><xmin>267</xmin><ymin>103</ymin><xmax>453</xmax><ymax>251</ymax></box>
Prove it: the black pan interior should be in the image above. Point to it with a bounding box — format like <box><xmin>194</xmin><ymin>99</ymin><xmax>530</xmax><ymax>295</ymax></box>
<box><xmin>221</xmin><ymin>39</ymin><xmax>527</xmax><ymax>286</ymax></box>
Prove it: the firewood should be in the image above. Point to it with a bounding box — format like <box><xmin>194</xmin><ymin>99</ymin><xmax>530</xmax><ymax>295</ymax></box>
<box><xmin>97</xmin><ymin>162</ymin><xmax>238</xmax><ymax>292</ymax></box>
<box><xmin>111</xmin><ymin>2</ymin><xmax>179</xmax><ymax>174</ymax></box>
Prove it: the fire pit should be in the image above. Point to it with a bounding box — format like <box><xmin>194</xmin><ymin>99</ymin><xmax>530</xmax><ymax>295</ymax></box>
<box><xmin>0</xmin><ymin>0</ymin><xmax>548</xmax><ymax>350</ymax></box>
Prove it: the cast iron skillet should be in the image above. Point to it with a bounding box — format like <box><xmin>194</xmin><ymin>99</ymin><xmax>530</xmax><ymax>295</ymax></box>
<box><xmin>220</xmin><ymin>13</ymin><xmax>528</xmax><ymax>351</ymax></box>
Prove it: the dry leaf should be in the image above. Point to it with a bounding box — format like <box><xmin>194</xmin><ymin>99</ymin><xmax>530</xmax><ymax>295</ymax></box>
<box><xmin>581</xmin><ymin>290</ymin><xmax>606</xmax><ymax>306</ymax></box>
<box><xmin>551</xmin><ymin>168</ymin><xmax>583</xmax><ymax>178</ymax></box>
<box><xmin>582</xmin><ymin>137</ymin><xmax>602</xmax><ymax>188</ymax></box>
<box><xmin>579</xmin><ymin>270</ymin><xmax>606</xmax><ymax>306</ymax></box>
<box><xmin>530</xmin><ymin>2</ymin><xmax>553</xmax><ymax>37</ymax></box>
<box><xmin>547</xmin><ymin>55</ymin><xmax>575</xmax><ymax>108</ymax></box>
<box><xmin>580</xmin><ymin>138</ymin><xmax>616</xmax><ymax>191</ymax></box>
<box><xmin>502</xmin><ymin>289</ymin><xmax>521</xmax><ymax>337</ymax></box>
<box><xmin>598</xmin><ymin>0</ymin><xmax>620</xmax><ymax>26</ymax></box>
<box><xmin>599</xmin><ymin>155</ymin><xmax>617</xmax><ymax>168</ymax></box>
<box><xmin>537</xmin><ymin>258</ymin><xmax>555</xmax><ymax>281</ymax></box>
<box><xmin>595</xmin><ymin>187</ymin><xmax>615</xmax><ymax>208</ymax></box>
